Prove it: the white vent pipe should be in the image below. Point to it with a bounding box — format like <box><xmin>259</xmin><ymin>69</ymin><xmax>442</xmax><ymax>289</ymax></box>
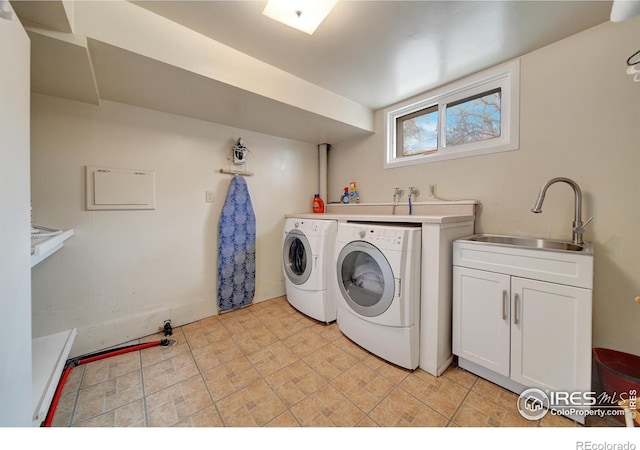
<box><xmin>318</xmin><ymin>143</ymin><xmax>329</xmax><ymax>203</ymax></box>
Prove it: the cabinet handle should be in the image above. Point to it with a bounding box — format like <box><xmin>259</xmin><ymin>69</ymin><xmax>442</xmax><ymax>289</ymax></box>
<box><xmin>502</xmin><ymin>289</ymin><xmax>508</xmax><ymax>320</ymax></box>
<box><xmin>514</xmin><ymin>293</ymin><xmax>520</xmax><ymax>325</ymax></box>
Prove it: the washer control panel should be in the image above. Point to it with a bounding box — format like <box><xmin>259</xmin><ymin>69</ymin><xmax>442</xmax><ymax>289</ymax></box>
<box><xmin>338</xmin><ymin>223</ymin><xmax>420</xmax><ymax>251</ymax></box>
<box><xmin>285</xmin><ymin>218</ymin><xmax>337</xmax><ymax>238</ymax></box>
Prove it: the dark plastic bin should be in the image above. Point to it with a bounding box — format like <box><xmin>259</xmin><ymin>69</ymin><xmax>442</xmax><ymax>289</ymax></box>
<box><xmin>593</xmin><ymin>347</ymin><xmax>640</xmax><ymax>425</ymax></box>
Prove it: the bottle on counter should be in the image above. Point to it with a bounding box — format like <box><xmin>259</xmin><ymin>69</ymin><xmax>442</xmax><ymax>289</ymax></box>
<box><xmin>349</xmin><ymin>181</ymin><xmax>360</xmax><ymax>204</ymax></box>
<box><xmin>341</xmin><ymin>187</ymin><xmax>349</xmax><ymax>204</ymax></box>
<box><xmin>312</xmin><ymin>194</ymin><xmax>325</xmax><ymax>213</ymax></box>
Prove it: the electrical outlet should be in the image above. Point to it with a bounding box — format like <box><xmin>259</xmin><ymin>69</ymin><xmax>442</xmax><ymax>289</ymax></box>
<box><xmin>206</xmin><ymin>190</ymin><xmax>214</xmax><ymax>203</ymax></box>
<box><xmin>428</xmin><ymin>184</ymin><xmax>437</xmax><ymax>198</ymax></box>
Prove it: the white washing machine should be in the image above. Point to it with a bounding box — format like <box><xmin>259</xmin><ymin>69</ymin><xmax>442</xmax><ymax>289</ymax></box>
<box><xmin>333</xmin><ymin>222</ymin><xmax>422</xmax><ymax>370</ymax></box>
<box><xmin>283</xmin><ymin>218</ymin><xmax>337</xmax><ymax>323</ymax></box>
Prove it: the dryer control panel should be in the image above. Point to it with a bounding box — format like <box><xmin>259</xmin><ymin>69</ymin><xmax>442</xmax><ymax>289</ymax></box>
<box><xmin>337</xmin><ymin>223</ymin><xmax>420</xmax><ymax>252</ymax></box>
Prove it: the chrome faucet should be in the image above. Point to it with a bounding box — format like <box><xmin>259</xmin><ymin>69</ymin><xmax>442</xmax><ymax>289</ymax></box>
<box><xmin>392</xmin><ymin>187</ymin><xmax>404</xmax><ymax>215</ymax></box>
<box><xmin>407</xmin><ymin>187</ymin><xmax>420</xmax><ymax>215</ymax></box>
<box><xmin>393</xmin><ymin>187</ymin><xmax>404</xmax><ymax>203</ymax></box>
<box><xmin>531</xmin><ymin>177</ymin><xmax>591</xmax><ymax>245</ymax></box>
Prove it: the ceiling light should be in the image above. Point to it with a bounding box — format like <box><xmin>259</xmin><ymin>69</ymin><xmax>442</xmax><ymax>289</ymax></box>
<box><xmin>263</xmin><ymin>0</ymin><xmax>338</xmax><ymax>35</ymax></box>
<box><xmin>610</xmin><ymin>0</ymin><xmax>640</xmax><ymax>22</ymax></box>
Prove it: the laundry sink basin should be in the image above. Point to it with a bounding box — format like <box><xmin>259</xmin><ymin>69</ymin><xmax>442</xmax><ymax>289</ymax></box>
<box><xmin>460</xmin><ymin>234</ymin><xmax>591</xmax><ymax>254</ymax></box>
<box><xmin>454</xmin><ymin>234</ymin><xmax>593</xmax><ymax>289</ymax></box>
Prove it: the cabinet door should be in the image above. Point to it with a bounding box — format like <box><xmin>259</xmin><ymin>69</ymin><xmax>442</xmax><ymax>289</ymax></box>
<box><xmin>453</xmin><ymin>266</ymin><xmax>511</xmax><ymax>377</ymax></box>
<box><xmin>510</xmin><ymin>277</ymin><xmax>592</xmax><ymax>393</ymax></box>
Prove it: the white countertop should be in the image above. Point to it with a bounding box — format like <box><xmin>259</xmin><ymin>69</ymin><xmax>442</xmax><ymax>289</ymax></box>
<box><xmin>288</xmin><ymin>200</ymin><xmax>479</xmax><ymax>224</ymax></box>
<box><xmin>285</xmin><ymin>213</ymin><xmax>475</xmax><ymax>224</ymax></box>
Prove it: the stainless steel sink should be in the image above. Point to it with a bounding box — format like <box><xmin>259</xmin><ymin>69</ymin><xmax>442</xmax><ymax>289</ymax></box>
<box><xmin>460</xmin><ymin>234</ymin><xmax>592</xmax><ymax>253</ymax></box>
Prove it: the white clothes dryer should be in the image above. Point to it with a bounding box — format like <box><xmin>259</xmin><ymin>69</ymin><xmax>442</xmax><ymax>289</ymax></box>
<box><xmin>333</xmin><ymin>222</ymin><xmax>422</xmax><ymax>369</ymax></box>
<box><xmin>283</xmin><ymin>218</ymin><xmax>337</xmax><ymax>323</ymax></box>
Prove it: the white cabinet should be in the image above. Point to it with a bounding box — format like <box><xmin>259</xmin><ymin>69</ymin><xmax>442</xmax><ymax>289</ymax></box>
<box><xmin>30</xmin><ymin>227</ymin><xmax>76</xmax><ymax>425</ymax></box>
<box><xmin>510</xmin><ymin>277</ymin><xmax>591</xmax><ymax>392</ymax></box>
<box><xmin>453</xmin><ymin>267</ymin><xmax>511</xmax><ymax>376</ymax></box>
<box><xmin>32</xmin><ymin>328</ymin><xmax>77</xmax><ymax>426</ymax></box>
<box><xmin>452</xmin><ymin>238</ymin><xmax>593</xmax><ymax>423</ymax></box>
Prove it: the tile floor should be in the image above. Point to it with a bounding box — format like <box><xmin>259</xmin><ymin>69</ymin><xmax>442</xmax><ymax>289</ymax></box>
<box><xmin>49</xmin><ymin>296</ymin><xmax>623</xmax><ymax>428</ymax></box>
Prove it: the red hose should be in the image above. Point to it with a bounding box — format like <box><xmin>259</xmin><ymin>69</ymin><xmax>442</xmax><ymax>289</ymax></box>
<box><xmin>43</xmin><ymin>339</ymin><xmax>164</xmax><ymax>427</ymax></box>
<box><xmin>43</xmin><ymin>365</ymin><xmax>72</xmax><ymax>427</ymax></box>
<box><xmin>77</xmin><ymin>340</ymin><xmax>162</xmax><ymax>365</ymax></box>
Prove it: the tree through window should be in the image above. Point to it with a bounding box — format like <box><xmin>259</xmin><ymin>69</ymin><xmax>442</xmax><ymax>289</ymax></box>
<box><xmin>384</xmin><ymin>60</ymin><xmax>519</xmax><ymax>167</ymax></box>
<box><xmin>445</xmin><ymin>89</ymin><xmax>501</xmax><ymax>146</ymax></box>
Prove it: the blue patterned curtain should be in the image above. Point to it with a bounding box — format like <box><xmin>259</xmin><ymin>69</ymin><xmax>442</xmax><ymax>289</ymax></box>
<box><xmin>217</xmin><ymin>176</ymin><xmax>256</xmax><ymax>312</ymax></box>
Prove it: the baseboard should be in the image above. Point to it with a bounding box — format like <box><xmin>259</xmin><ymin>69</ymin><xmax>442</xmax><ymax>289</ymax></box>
<box><xmin>70</xmin><ymin>299</ymin><xmax>218</xmax><ymax>357</ymax></box>
<box><xmin>458</xmin><ymin>357</ymin><xmax>587</xmax><ymax>425</ymax></box>
<box><xmin>69</xmin><ymin>286</ymin><xmax>286</xmax><ymax>358</ymax></box>
<box><xmin>436</xmin><ymin>354</ymin><xmax>454</xmax><ymax>376</ymax></box>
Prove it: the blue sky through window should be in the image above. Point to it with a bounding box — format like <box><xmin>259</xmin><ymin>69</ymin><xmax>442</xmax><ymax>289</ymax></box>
<box><xmin>446</xmin><ymin>91</ymin><xmax>501</xmax><ymax>146</ymax></box>
<box><xmin>403</xmin><ymin>110</ymin><xmax>438</xmax><ymax>155</ymax></box>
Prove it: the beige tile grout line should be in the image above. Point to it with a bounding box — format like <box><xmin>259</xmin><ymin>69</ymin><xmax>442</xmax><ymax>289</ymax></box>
<box><xmin>443</xmin><ymin>372</ymin><xmax>475</xmax><ymax>427</ymax></box>
<box><xmin>180</xmin><ymin>329</ymin><xmax>235</xmax><ymax>427</ymax></box>
<box><xmin>61</xmin><ymin>299</ymin><xmax>616</xmax><ymax>428</ymax></box>
<box><xmin>138</xmin><ymin>343</ymin><xmax>150</xmax><ymax>427</ymax></box>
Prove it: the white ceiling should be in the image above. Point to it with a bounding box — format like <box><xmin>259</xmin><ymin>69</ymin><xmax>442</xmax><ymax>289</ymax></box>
<box><xmin>132</xmin><ymin>0</ymin><xmax>613</xmax><ymax>109</ymax></box>
<box><xmin>11</xmin><ymin>1</ymin><xmax>614</xmax><ymax>144</ymax></box>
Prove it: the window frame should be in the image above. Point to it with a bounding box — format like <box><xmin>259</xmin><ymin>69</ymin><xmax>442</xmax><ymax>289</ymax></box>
<box><xmin>384</xmin><ymin>59</ymin><xmax>520</xmax><ymax>168</ymax></box>
<box><xmin>396</xmin><ymin>104</ymin><xmax>439</xmax><ymax>157</ymax></box>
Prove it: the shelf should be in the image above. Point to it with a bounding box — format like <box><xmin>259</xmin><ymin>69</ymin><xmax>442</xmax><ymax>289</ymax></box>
<box><xmin>31</xmin><ymin>228</ymin><xmax>74</xmax><ymax>267</ymax></box>
<box><xmin>30</xmin><ymin>227</ymin><xmax>77</xmax><ymax>425</ymax></box>
<box><xmin>32</xmin><ymin>328</ymin><xmax>77</xmax><ymax>426</ymax></box>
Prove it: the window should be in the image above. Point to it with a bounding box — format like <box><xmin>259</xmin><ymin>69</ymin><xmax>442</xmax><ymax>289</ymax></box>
<box><xmin>397</xmin><ymin>105</ymin><xmax>438</xmax><ymax>156</ymax></box>
<box><xmin>384</xmin><ymin>60</ymin><xmax>519</xmax><ymax>168</ymax></box>
<box><xmin>445</xmin><ymin>88</ymin><xmax>501</xmax><ymax>146</ymax></box>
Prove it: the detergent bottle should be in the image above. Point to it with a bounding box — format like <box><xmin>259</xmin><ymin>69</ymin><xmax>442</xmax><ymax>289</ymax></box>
<box><xmin>312</xmin><ymin>194</ymin><xmax>325</xmax><ymax>213</ymax></box>
<box><xmin>341</xmin><ymin>187</ymin><xmax>350</xmax><ymax>204</ymax></box>
<box><xmin>348</xmin><ymin>181</ymin><xmax>360</xmax><ymax>203</ymax></box>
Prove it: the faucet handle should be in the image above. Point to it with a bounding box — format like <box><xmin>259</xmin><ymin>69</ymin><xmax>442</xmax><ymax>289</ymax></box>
<box><xmin>574</xmin><ymin>216</ymin><xmax>594</xmax><ymax>235</ymax></box>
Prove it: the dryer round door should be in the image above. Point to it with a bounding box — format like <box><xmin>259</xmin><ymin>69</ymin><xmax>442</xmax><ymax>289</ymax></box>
<box><xmin>336</xmin><ymin>241</ymin><xmax>394</xmax><ymax>317</ymax></box>
<box><xmin>283</xmin><ymin>229</ymin><xmax>312</xmax><ymax>285</ymax></box>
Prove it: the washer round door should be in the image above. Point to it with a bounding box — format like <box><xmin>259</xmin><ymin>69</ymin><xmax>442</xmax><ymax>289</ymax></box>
<box><xmin>283</xmin><ymin>229</ymin><xmax>312</xmax><ymax>285</ymax></box>
<box><xmin>336</xmin><ymin>241</ymin><xmax>395</xmax><ymax>317</ymax></box>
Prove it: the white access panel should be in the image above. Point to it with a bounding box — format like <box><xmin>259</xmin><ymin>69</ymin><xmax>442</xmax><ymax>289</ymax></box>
<box><xmin>86</xmin><ymin>166</ymin><xmax>156</xmax><ymax>210</ymax></box>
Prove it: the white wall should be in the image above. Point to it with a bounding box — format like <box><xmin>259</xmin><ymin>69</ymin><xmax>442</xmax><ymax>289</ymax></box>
<box><xmin>30</xmin><ymin>94</ymin><xmax>318</xmax><ymax>356</ymax></box>
<box><xmin>0</xmin><ymin>4</ymin><xmax>32</xmax><ymax>426</ymax></box>
<box><xmin>328</xmin><ymin>17</ymin><xmax>640</xmax><ymax>355</ymax></box>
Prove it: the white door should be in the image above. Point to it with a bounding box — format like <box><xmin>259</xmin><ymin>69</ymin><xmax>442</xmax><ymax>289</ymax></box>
<box><xmin>336</xmin><ymin>241</ymin><xmax>395</xmax><ymax>317</ymax></box>
<box><xmin>282</xmin><ymin>230</ymin><xmax>312</xmax><ymax>286</ymax></box>
<box><xmin>510</xmin><ymin>277</ymin><xmax>592</xmax><ymax>393</ymax></box>
<box><xmin>453</xmin><ymin>266</ymin><xmax>511</xmax><ymax>377</ymax></box>
<box><xmin>0</xmin><ymin>1</ymin><xmax>32</xmax><ymax>426</ymax></box>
